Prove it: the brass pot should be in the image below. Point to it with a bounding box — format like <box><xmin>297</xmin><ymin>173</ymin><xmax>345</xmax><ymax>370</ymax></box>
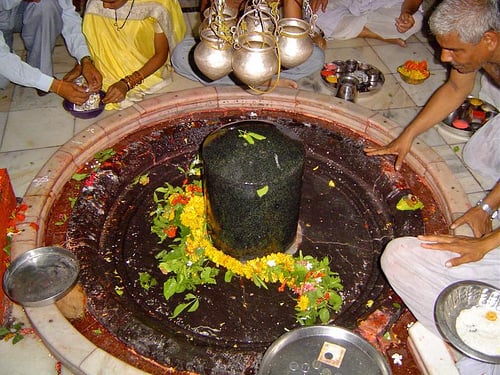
<box><xmin>232</xmin><ymin>31</ymin><xmax>278</xmax><ymax>86</ymax></box>
<box><xmin>278</xmin><ymin>18</ymin><xmax>313</xmax><ymax>68</ymax></box>
<box><xmin>194</xmin><ymin>28</ymin><xmax>234</xmax><ymax>81</ymax></box>
<box><xmin>200</xmin><ymin>7</ymin><xmax>238</xmax><ymax>34</ymax></box>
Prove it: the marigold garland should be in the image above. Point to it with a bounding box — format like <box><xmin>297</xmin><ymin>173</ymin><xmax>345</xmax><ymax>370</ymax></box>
<box><xmin>149</xmin><ymin>181</ymin><xmax>344</xmax><ymax>325</ymax></box>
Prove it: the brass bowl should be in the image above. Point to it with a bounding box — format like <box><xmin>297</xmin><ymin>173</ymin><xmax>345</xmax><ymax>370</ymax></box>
<box><xmin>397</xmin><ymin>65</ymin><xmax>430</xmax><ymax>85</ymax></box>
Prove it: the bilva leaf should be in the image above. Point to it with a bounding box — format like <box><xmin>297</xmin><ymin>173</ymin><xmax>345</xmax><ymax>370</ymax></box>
<box><xmin>257</xmin><ymin>185</ymin><xmax>269</xmax><ymax>197</ymax></box>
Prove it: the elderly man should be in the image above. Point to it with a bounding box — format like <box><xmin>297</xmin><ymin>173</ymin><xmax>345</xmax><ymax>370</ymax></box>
<box><xmin>366</xmin><ymin>0</ymin><xmax>499</xmax><ymax>373</ymax></box>
<box><xmin>0</xmin><ymin>0</ymin><xmax>101</xmax><ymax>103</ymax></box>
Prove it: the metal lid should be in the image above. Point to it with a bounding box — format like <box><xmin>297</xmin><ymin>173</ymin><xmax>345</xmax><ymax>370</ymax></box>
<box><xmin>2</xmin><ymin>246</ymin><xmax>80</xmax><ymax>307</ymax></box>
<box><xmin>259</xmin><ymin>325</ymin><xmax>391</xmax><ymax>375</ymax></box>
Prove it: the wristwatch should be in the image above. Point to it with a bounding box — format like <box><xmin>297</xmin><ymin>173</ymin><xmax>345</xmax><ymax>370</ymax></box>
<box><xmin>476</xmin><ymin>200</ymin><xmax>499</xmax><ymax>219</ymax></box>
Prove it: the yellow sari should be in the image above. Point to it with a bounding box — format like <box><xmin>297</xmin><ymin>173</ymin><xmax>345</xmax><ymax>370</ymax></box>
<box><xmin>83</xmin><ymin>0</ymin><xmax>186</xmax><ymax>109</ymax></box>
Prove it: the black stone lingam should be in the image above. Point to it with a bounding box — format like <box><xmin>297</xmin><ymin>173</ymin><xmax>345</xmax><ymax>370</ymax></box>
<box><xmin>201</xmin><ymin>120</ymin><xmax>305</xmax><ymax>260</ymax></box>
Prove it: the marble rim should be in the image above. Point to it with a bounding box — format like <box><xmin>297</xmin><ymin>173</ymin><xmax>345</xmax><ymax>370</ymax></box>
<box><xmin>12</xmin><ymin>86</ymin><xmax>471</xmax><ymax>375</ymax></box>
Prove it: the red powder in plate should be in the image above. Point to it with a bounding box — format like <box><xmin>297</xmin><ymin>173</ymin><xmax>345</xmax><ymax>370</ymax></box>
<box><xmin>452</xmin><ymin>119</ymin><xmax>469</xmax><ymax>129</ymax></box>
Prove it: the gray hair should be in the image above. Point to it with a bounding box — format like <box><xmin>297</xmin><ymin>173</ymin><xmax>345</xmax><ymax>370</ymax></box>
<box><xmin>429</xmin><ymin>0</ymin><xmax>499</xmax><ymax>44</ymax></box>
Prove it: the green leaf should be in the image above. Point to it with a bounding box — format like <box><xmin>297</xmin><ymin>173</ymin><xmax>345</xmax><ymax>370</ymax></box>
<box><xmin>247</xmin><ymin>132</ymin><xmax>266</xmax><ymax>140</ymax></box>
<box><xmin>188</xmin><ymin>298</ymin><xmax>200</xmax><ymax>312</ymax></box>
<box><xmin>243</xmin><ymin>134</ymin><xmax>254</xmax><ymax>144</ymax></box>
<box><xmin>12</xmin><ymin>334</ymin><xmax>24</xmax><ymax>344</ymax></box>
<box><xmin>163</xmin><ymin>278</ymin><xmax>178</xmax><ymax>300</ymax></box>
<box><xmin>224</xmin><ymin>270</ymin><xmax>234</xmax><ymax>283</ymax></box>
<box><xmin>257</xmin><ymin>185</ymin><xmax>269</xmax><ymax>197</ymax></box>
<box><xmin>171</xmin><ymin>303</ymin><xmax>189</xmax><ymax>319</ymax></box>
<box><xmin>68</xmin><ymin>197</ymin><xmax>77</xmax><ymax>208</ymax></box>
<box><xmin>72</xmin><ymin>172</ymin><xmax>88</xmax><ymax>181</ymax></box>
<box><xmin>94</xmin><ymin>148</ymin><xmax>116</xmax><ymax>162</ymax></box>
<box><xmin>319</xmin><ymin>307</ymin><xmax>330</xmax><ymax>323</ymax></box>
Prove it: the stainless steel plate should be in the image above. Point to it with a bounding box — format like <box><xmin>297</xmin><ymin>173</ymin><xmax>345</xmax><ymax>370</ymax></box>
<box><xmin>439</xmin><ymin>96</ymin><xmax>498</xmax><ymax>138</ymax></box>
<box><xmin>259</xmin><ymin>325</ymin><xmax>392</xmax><ymax>374</ymax></box>
<box><xmin>2</xmin><ymin>246</ymin><xmax>80</xmax><ymax>307</ymax></box>
<box><xmin>435</xmin><ymin>281</ymin><xmax>500</xmax><ymax>364</ymax></box>
<box><xmin>321</xmin><ymin>60</ymin><xmax>385</xmax><ymax>98</ymax></box>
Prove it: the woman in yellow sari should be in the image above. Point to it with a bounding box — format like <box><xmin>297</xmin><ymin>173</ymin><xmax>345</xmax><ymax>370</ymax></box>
<box><xmin>69</xmin><ymin>0</ymin><xmax>186</xmax><ymax>110</ymax></box>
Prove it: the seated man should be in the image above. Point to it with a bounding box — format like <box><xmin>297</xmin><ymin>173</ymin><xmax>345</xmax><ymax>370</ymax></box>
<box><xmin>367</xmin><ymin>0</ymin><xmax>499</xmax><ymax>372</ymax></box>
<box><xmin>171</xmin><ymin>0</ymin><xmax>325</xmax><ymax>89</ymax></box>
<box><xmin>311</xmin><ymin>0</ymin><xmax>423</xmax><ymax>47</ymax></box>
<box><xmin>0</xmin><ymin>0</ymin><xmax>101</xmax><ymax>102</ymax></box>
<box><xmin>65</xmin><ymin>0</ymin><xmax>186</xmax><ymax>110</ymax></box>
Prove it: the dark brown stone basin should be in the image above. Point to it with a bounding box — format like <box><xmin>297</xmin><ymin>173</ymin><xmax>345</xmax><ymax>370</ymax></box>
<box><xmin>44</xmin><ymin>107</ymin><xmax>446</xmax><ymax>374</ymax></box>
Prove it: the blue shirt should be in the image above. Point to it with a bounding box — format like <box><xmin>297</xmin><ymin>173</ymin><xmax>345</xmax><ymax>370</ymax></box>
<box><xmin>0</xmin><ymin>0</ymin><xmax>90</xmax><ymax>91</ymax></box>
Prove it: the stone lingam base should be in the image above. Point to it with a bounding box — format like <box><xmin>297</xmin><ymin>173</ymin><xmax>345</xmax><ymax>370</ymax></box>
<box><xmin>11</xmin><ymin>87</ymin><xmax>470</xmax><ymax>375</ymax></box>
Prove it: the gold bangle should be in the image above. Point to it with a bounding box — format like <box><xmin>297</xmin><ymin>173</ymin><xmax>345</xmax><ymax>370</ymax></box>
<box><xmin>120</xmin><ymin>78</ymin><xmax>131</xmax><ymax>91</ymax></box>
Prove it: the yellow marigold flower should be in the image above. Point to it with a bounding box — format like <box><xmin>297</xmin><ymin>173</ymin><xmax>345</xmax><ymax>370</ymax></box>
<box><xmin>297</xmin><ymin>295</ymin><xmax>310</xmax><ymax>311</ymax></box>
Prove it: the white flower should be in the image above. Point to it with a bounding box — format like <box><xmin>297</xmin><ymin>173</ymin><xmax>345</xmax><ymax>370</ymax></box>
<box><xmin>306</xmin><ymin>262</ymin><xmax>313</xmax><ymax>270</ymax></box>
<box><xmin>187</xmin><ymin>261</ymin><xmax>193</xmax><ymax>267</ymax></box>
<box><xmin>391</xmin><ymin>353</ymin><xmax>403</xmax><ymax>366</ymax></box>
<box><xmin>266</xmin><ymin>260</ymin><xmax>276</xmax><ymax>267</ymax></box>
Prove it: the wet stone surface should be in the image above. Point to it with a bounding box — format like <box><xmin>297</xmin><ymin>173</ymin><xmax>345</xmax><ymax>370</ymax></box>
<box><xmin>47</xmin><ymin>113</ymin><xmax>446</xmax><ymax>374</ymax></box>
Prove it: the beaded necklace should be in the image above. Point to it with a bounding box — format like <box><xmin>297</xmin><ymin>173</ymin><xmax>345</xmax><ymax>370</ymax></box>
<box><xmin>114</xmin><ymin>0</ymin><xmax>135</xmax><ymax>30</ymax></box>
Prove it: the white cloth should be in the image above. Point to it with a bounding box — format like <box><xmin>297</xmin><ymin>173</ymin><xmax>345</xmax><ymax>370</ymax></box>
<box><xmin>463</xmin><ymin>74</ymin><xmax>500</xmax><ymax>187</ymax></box>
<box><xmin>381</xmin><ymin>236</ymin><xmax>500</xmax><ymax>374</ymax></box>
<box><xmin>0</xmin><ymin>0</ymin><xmax>90</xmax><ymax>91</ymax></box>
<box><xmin>315</xmin><ymin>0</ymin><xmax>423</xmax><ymax>40</ymax></box>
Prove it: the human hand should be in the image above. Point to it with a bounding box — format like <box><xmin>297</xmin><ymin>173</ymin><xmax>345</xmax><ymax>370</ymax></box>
<box><xmin>364</xmin><ymin>133</ymin><xmax>413</xmax><ymax>171</ymax></box>
<box><xmin>63</xmin><ymin>63</ymin><xmax>82</xmax><ymax>83</ymax></box>
<box><xmin>395</xmin><ymin>12</ymin><xmax>415</xmax><ymax>33</ymax></box>
<box><xmin>81</xmin><ymin>60</ymin><xmax>102</xmax><ymax>92</ymax></box>
<box><xmin>418</xmin><ymin>230</ymin><xmax>499</xmax><ymax>267</ymax></box>
<box><xmin>52</xmin><ymin>80</ymin><xmax>91</xmax><ymax>105</ymax></box>
<box><xmin>450</xmin><ymin>206</ymin><xmax>493</xmax><ymax>237</ymax></box>
<box><xmin>102</xmin><ymin>80</ymin><xmax>128</xmax><ymax>104</ymax></box>
<box><xmin>310</xmin><ymin>0</ymin><xmax>328</xmax><ymax>13</ymax></box>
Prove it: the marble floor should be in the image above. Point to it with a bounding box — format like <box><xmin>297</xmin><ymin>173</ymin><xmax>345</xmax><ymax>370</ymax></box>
<box><xmin>0</xmin><ymin>7</ymin><xmax>496</xmax><ymax>375</ymax></box>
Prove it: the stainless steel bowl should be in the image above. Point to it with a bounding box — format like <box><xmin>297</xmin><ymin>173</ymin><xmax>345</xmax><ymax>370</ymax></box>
<box><xmin>2</xmin><ymin>246</ymin><xmax>80</xmax><ymax>307</ymax></box>
<box><xmin>259</xmin><ymin>325</ymin><xmax>391</xmax><ymax>374</ymax></box>
<box><xmin>440</xmin><ymin>96</ymin><xmax>498</xmax><ymax>138</ymax></box>
<box><xmin>434</xmin><ymin>281</ymin><xmax>500</xmax><ymax>364</ymax></box>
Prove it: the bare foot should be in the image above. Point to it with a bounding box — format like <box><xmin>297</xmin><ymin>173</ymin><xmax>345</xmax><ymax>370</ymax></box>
<box><xmin>273</xmin><ymin>78</ymin><xmax>298</xmax><ymax>89</ymax></box>
<box><xmin>386</xmin><ymin>38</ymin><xmax>408</xmax><ymax>47</ymax></box>
<box><xmin>312</xmin><ymin>32</ymin><xmax>327</xmax><ymax>50</ymax></box>
<box><xmin>358</xmin><ymin>27</ymin><xmax>408</xmax><ymax>47</ymax></box>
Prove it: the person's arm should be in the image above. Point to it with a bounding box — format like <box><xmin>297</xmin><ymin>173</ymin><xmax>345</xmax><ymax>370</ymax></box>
<box><xmin>365</xmin><ymin>68</ymin><xmax>476</xmax><ymax>170</ymax></box>
<box><xmin>283</xmin><ymin>0</ymin><xmax>302</xmax><ymax>18</ymax></box>
<box><xmin>102</xmin><ymin>32</ymin><xmax>169</xmax><ymax>104</ymax></box>
<box><xmin>57</xmin><ymin>0</ymin><xmax>102</xmax><ymax>91</ymax></box>
<box><xmin>450</xmin><ymin>181</ymin><xmax>500</xmax><ymax>237</ymax></box>
<box><xmin>395</xmin><ymin>0</ymin><xmax>422</xmax><ymax>33</ymax></box>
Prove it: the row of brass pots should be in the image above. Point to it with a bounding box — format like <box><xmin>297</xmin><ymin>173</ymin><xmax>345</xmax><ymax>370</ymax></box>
<box><xmin>194</xmin><ymin>17</ymin><xmax>313</xmax><ymax>86</ymax></box>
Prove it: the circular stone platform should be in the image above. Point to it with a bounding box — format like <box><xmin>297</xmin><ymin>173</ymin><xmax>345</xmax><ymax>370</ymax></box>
<box><xmin>12</xmin><ymin>87</ymin><xmax>471</xmax><ymax>375</ymax></box>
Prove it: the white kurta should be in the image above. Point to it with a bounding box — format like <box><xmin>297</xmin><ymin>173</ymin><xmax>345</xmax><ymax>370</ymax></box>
<box><xmin>315</xmin><ymin>0</ymin><xmax>423</xmax><ymax>40</ymax></box>
<box><xmin>463</xmin><ymin>74</ymin><xmax>500</xmax><ymax>189</ymax></box>
<box><xmin>381</xmin><ymin>237</ymin><xmax>500</xmax><ymax>374</ymax></box>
